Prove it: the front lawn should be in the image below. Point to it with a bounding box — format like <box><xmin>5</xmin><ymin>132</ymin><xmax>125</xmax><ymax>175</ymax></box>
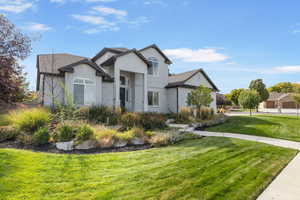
<box><xmin>207</xmin><ymin>115</ymin><xmax>300</xmax><ymax>142</ymax></box>
<box><xmin>0</xmin><ymin>137</ymin><xmax>296</xmax><ymax>200</ymax></box>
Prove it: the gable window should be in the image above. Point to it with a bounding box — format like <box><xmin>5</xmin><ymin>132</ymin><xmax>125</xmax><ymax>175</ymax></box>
<box><xmin>148</xmin><ymin>91</ymin><xmax>159</xmax><ymax>106</ymax></box>
<box><xmin>148</xmin><ymin>57</ymin><xmax>159</xmax><ymax>76</ymax></box>
<box><xmin>73</xmin><ymin>78</ymin><xmax>95</xmax><ymax>106</ymax></box>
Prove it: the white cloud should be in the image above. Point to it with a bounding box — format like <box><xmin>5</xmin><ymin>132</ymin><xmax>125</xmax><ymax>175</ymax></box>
<box><xmin>71</xmin><ymin>14</ymin><xmax>114</xmax><ymax>25</ymax></box>
<box><xmin>92</xmin><ymin>6</ymin><xmax>127</xmax><ymax>18</ymax></box>
<box><xmin>23</xmin><ymin>22</ymin><xmax>53</xmax><ymax>32</ymax></box>
<box><xmin>49</xmin><ymin>0</ymin><xmax>65</xmax><ymax>3</ymax></box>
<box><xmin>273</xmin><ymin>65</ymin><xmax>300</xmax><ymax>73</ymax></box>
<box><xmin>0</xmin><ymin>0</ymin><xmax>33</xmax><ymax>13</ymax></box>
<box><xmin>163</xmin><ymin>48</ymin><xmax>229</xmax><ymax>63</ymax></box>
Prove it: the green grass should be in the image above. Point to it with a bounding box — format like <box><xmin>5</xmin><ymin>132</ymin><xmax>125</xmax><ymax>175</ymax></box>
<box><xmin>0</xmin><ymin>137</ymin><xmax>297</xmax><ymax>200</ymax></box>
<box><xmin>207</xmin><ymin>115</ymin><xmax>300</xmax><ymax>142</ymax></box>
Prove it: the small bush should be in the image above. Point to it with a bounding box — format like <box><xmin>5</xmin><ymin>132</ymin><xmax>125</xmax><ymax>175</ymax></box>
<box><xmin>74</xmin><ymin>107</ymin><xmax>89</xmax><ymax>120</ymax></box>
<box><xmin>75</xmin><ymin>124</ymin><xmax>94</xmax><ymax>144</ymax></box>
<box><xmin>149</xmin><ymin>132</ymin><xmax>182</xmax><ymax>147</ymax></box>
<box><xmin>89</xmin><ymin>106</ymin><xmax>121</xmax><ymax>125</ymax></box>
<box><xmin>53</xmin><ymin>123</ymin><xmax>75</xmax><ymax>142</ymax></box>
<box><xmin>121</xmin><ymin>112</ymin><xmax>141</xmax><ymax>129</ymax></box>
<box><xmin>17</xmin><ymin>133</ymin><xmax>33</xmax><ymax>145</ymax></box>
<box><xmin>175</xmin><ymin>107</ymin><xmax>193</xmax><ymax>124</ymax></box>
<box><xmin>8</xmin><ymin>108</ymin><xmax>51</xmax><ymax>133</ymax></box>
<box><xmin>139</xmin><ymin>112</ymin><xmax>167</xmax><ymax>130</ymax></box>
<box><xmin>33</xmin><ymin>127</ymin><xmax>50</xmax><ymax>146</ymax></box>
<box><xmin>197</xmin><ymin>107</ymin><xmax>214</xmax><ymax>121</ymax></box>
<box><xmin>94</xmin><ymin>128</ymin><xmax>118</xmax><ymax>148</ymax></box>
<box><xmin>0</xmin><ymin>126</ymin><xmax>17</xmax><ymax>142</ymax></box>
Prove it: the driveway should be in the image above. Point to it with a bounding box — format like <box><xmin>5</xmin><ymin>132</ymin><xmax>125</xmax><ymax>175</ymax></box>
<box><xmin>193</xmin><ymin>130</ymin><xmax>300</xmax><ymax>200</ymax></box>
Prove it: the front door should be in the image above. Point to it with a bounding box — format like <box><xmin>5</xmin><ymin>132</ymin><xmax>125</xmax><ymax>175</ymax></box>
<box><xmin>120</xmin><ymin>87</ymin><xmax>126</xmax><ymax>109</ymax></box>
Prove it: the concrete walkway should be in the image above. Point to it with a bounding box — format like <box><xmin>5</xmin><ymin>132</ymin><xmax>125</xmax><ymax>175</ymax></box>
<box><xmin>193</xmin><ymin>131</ymin><xmax>300</xmax><ymax>200</ymax></box>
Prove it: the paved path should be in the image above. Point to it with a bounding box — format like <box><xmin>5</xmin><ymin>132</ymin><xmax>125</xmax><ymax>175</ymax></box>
<box><xmin>193</xmin><ymin>131</ymin><xmax>300</xmax><ymax>200</ymax></box>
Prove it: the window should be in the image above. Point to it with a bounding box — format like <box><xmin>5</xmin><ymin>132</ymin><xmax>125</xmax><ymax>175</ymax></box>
<box><xmin>73</xmin><ymin>78</ymin><xmax>95</xmax><ymax>105</ymax></box>
<box><xmin>120</xmin><ymin>76</ymin><xmax>126</xmax><ymax>86</ymax></box>
<box><xmin>148</xmin><ymin>57</ymin><xmax>159</xmax><ymax>76</ymax></box>
<box><xmin>148</xmin><ymin>91</ymin><xmax>159</xmax><ymax>106</ymax></box>
<box><xmin>74</xmin><ymin>84</ymin><xmax>84</xmax><ymax>105</ymax></box>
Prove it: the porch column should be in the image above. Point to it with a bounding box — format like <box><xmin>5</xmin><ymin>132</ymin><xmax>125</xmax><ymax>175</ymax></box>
<box><xmin>114</xmin><ymin>67</ymin><xmax>120</xmax><ymax>108</ymax></box>
<box><xmin>143</xmin><ymin>73</ymin><xmax>148</xmax><ymax>112</ymax></box>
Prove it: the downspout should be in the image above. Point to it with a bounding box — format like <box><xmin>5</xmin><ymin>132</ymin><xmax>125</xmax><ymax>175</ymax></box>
<box><xmin>42</xmin><ymin>74</ymin><xmax>45</xmax><ymax>106</ymax></box>
<box><xmin>176</xmin><ymin>87</ymin><xmax>179</xmax><ymax>113</ymax></box>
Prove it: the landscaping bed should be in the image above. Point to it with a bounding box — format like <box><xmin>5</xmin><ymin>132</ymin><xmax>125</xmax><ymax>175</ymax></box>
<box><xmin>0</xmin><ymin>106</ymin><xmax>201</xmax><ymax>153</ymax></box>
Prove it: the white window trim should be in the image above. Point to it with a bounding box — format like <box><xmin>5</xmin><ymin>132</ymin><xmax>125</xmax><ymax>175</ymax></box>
<box><xmin>120</xmin><ymin>75</ymin><xmax>130</xmax><ymax>103</ymax></box>
<box><xmin>148</xmin><ymin>57</ymin><xmax>159</xmax><ymax>77</ymax></box>
<box><xmin>148</xmin><ymin>90</ymin><xmax>160</xmax><ymax>107</ymax></box>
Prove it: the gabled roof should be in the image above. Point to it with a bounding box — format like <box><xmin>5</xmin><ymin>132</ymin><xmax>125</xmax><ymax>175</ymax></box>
<box><xmin>267</xmin><ymin>92</ymin><xmax>292</xmax><ymax>101</ymax></box>
<box><xmin>91</xmin><ymin>47</ymin><xmax>129</xmax><ymax>62</ymax></box>
<box><xmin>139</xmin><ymin>44</ymin><xmax>172</xmax><ymax>64</ymax></box>
<box><xmin>166</xmin><ymin>69</ymin><xmax>219</xmax><ymax>91</ymax></box>
<box><xmin>37</xmin><ymin>53</ymin><xmax>87</xmax><ymax>74</ymax></box>
<box><xmin>58</xmin><ymin>59</ymin><xmax>113</xmax><ymax>81</ymax></box>
<box><xmin>101</xmin><ymin>49</ymin><xmax>150</xmax><ymax>67</ymax></box>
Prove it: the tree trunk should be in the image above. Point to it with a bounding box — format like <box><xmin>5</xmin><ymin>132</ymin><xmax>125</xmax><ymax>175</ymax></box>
<box><xmin>250</xmin><ymin>108</ymin><xmax>252</xmax><ymax>116</ymax></box>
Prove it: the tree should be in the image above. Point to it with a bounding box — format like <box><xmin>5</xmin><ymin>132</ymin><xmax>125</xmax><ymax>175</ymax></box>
<box><xmin>268</xmin><ymin>82</ymin><xmax>294</xmax><ymax>93</ymax></box>
<box><xmin>292</xmin><ymin>93</ymin><xmax>300</xmax><ymax>117</ymax></box>
<box><xmin>0</xmin><ymin>14</ymin><xmax>31</xmax><ymax>103</ymax></box>
<box><xmin>249</xmin><ymin>79</ymin><xmax>269</xmax><ymax>111</ymax></box>
<box><xmin>228</xmin><ymin>88</ymin><xmax>244</xmax><ymax>106</ymax></box>
<box><xmin>238</xmin><ymin>89</ymin><xmax>260</xmax><ymax>116</ymax></box>
<box><xmin>187</xmin><ymin>85</ymin><xmax>213</xmax><ymax>110</ymax></box>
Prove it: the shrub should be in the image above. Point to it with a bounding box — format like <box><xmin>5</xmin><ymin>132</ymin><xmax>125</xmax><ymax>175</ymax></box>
<box><xmin>149</xmin><ymin>132</ymin><xmax>182</xmax><ymax>147</ymax></box>
<box><xmin>139</xmin><ymin>112</ymin><xmax>167</xmax><ymax>130</ymax></box>
<box><xmin>53</xmin><ymin>123</ymin><xmax>75</xmax><ymax>142</ymax></box>
<box><xmin>33</xmin><ymin>127</ymin><xmax>50</xmax><ymax>146</ymax></box>
<box><xmin>75</xmin><ymin>124</ymin><xmax>94</xmax><ymax>144</ymax></box>
<box><xmin>94</xmin><ymin>128</ymin><xmax>118</xmax><ymax>148</ymax></box>
<box><xmin>8</xmin><ymin>108</ymin><xmax>51</xmax><ymax>133</ymax></box>
<box><xmin>175</xmin><ymin>107</ymin><xmax>193</xmax><ymax>124</ymax></box>
<box><xmin>0</xmin><ymin>126</ymin><xmax>17</xmax><ymax>142</ymax></box>
<box><xmin>195</xmin><ymin>106</ymin><xmax>214</xmax><ymax>121</ymax></box>
<box><xmin>74</xmin><ymin>107</ymin><xmax>89</xmax><ymax>120</ymax></box>
<box><xmin>17</xmin><ymin>133</ymin><xmax>33</xmax><ymax>145</ymax></box>
<box><xmin>89</xmin><ymin>105</ymin><xmax>121</xmax><ymax>125</ymax></box>
<box><xmin>121</xmin><ymin>112</ymin><xmax>141</xmax><ymax>129</ymax></box>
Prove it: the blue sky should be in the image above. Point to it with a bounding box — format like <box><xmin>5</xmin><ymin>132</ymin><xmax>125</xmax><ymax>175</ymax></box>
<box><xmin>1</xmin><ymin>0</ymin><xmax>300</xmax><ymax>93</ymax></box>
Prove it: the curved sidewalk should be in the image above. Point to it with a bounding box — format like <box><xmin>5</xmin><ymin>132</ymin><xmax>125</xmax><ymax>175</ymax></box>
<box><xmin>193</xmin><ymin>131</ymin><xmax>300</xmax><ymax>200</ymax></box>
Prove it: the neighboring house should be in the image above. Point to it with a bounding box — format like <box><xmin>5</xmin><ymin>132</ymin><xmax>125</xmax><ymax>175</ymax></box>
<box><xmin>259</xmin><ymin>92</ymin><xmax>297</xmax><ymax>113</ymax></box>
<box><xmin>36</xmin><ymin>44</ymin><xmax>219</xmax><ymax>113</ymax></box>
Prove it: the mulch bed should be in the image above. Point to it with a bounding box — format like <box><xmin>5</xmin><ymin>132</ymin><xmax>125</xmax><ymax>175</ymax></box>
<box><xmin>0</xmin><ymin>140</ymin><xmax>152</xmax><ymax>154</ymax></box>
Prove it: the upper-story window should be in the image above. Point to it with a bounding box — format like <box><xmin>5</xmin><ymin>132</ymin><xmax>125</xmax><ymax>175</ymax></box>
<box><xmin>148</xmin><ymin>57</ymin><xmax>159</xmax><ymax>76</ymax></box>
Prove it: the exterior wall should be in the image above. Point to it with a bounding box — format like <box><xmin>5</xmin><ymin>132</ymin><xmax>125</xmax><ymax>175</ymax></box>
<box><xmin>42</xmin><ymin>75</ymin><xmax>65</xmax><ymax>106</ymax></box>
<box><xmin>65</xmin><ymin>64</ymin><xmax>102</xmax><ymax>106</ymax></box>
<box><xmin>94</xmin><ymin>52</ymin><xmax>116</xmax><ymax>66</ymax></box>
<box><xmin>115</xmin><ymin>52</ymin><xmax>148</xmax><ymax>112</ymax></box>
<box><xmin>139</xmin><ymin>47</ymin><xmax>169</xmax><ymax>113</ymax></box>
<box><xmin>166</xmin><ymin>88</ymin><xmax>177</xmax><ymax>113</ymax></box>
<box><xmin>186</xmin><ymin>72</ymin><xmax>213</xmax><ymax>89</ymax></box>
<box><xmin>177</xmin><ymin>88</ymin><xmax>217</xmax><ymax>113</ymax></box>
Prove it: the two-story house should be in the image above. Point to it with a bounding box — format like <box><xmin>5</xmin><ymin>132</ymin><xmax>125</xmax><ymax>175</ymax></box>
<box><xmin>36</xmin><ymin>44</ymin><xmax>219</xmax><ymax>113</ymax></box>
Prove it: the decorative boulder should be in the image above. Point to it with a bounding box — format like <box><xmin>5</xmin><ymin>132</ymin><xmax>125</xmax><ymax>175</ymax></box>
<box><xmin>56</xmin><ymin>141</ymin><xmax>74</xmax><ymax>151</ymax></box>
<box><xmin>131</xmin><ymin>137</ymin><xmax>145</xmax><ymax>145</ymax></box>
<box><xmin>75</xmin><ymin>140</ymin><xmax>97</xmax><ymax>150</ymax></box>
<box><xmin>98</xmin><ymin>138</ymin><xmax>115</xmax><ymax>149</ymax></box>
<box><xmin>114</xmin><ymin>140</ymin><xmax>128</xmax><ymax>148</ymax></box>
